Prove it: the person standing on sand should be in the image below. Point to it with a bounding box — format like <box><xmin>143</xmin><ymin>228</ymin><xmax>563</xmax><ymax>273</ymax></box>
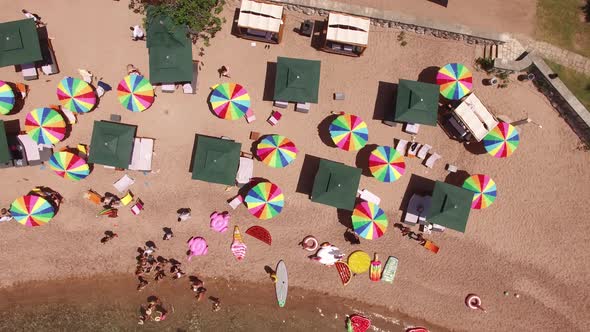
<box><xmin>100</xmin><ymin>231</ymin><xmax>118</xmax><ymax>244</ymax></box>
<box><xmin>162</xmin><ymin>227</ymin><xmax>173</xmax><ymax>240</ymax></box>
<box><xmin>177</xmin><ymin>208</ymin><xmax>191</xmax><ymax>222</ymax></box>
<box><xmin>130</xmin><ymin>25</ymin><xmax>145</xmax><ymax>41</ymax></box>
<box><xmin>218</xmin><ymin>66</ymin><xmax>230</xmax><ymax>78</ymax></box>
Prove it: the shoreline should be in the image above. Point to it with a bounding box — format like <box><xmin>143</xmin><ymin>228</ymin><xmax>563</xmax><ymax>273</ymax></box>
<box><xmin>0</xmin><ymin>273</ymin><xmax>445</xmax><ymax>331</ymax></box>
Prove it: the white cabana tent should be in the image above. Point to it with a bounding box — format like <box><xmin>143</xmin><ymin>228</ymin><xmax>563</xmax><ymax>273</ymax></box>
<box><xmin>322</xmin><ymin>13</ymin><xmax>370</xmax><ymax>56</ymax></box>
<box><xmin>452</xmin><ymin>93</ymin><xmax>499</xmax><ymax>141</ymax></box>
<box><xmin>237</xmin><ymin>0</ymin><xmax>285</xmax><ymax>44</ymax></box>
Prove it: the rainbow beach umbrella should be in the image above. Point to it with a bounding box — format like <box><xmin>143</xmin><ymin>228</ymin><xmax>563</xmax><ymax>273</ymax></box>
<box><xmin>0</xmin><ymin>80</ymin><xmax>15</xmax><ymax>115</ymax></box>
<box><xmin>9</xmin><ymin>195</ymin><xmax>55</xmax><ymax>227</ymax></box>
<box><xmin>209</xmin><ymin>83</ymin><xmax>251</xmax><ymax>120</ymax></box>
<box><xmin>369</xmin><ymin>146</ymin><xmax>405</xmax><ymax>183</ymax></box>
<box><xmin>329</xmin><ymin>113</ymin><xmax>368</xmax><ymax>151</ymax></box>
<box><xmin>256</xmin><ymin>135</ymin><xmax>298</xmax><ymax>168</ymax></box>
<box><xmin>483</xmin><ymin>122</ymin><xmax>520</xmax><ymax>158</ymax></box>
<box><xmin>352</xmin><ymin>201</ymin><xmax>388</xmax><ymax>240</ymax></box>
<box><xmin>244</xmin><ymin>182</ymin><xmax>285</xmax><ymax>220</ymax></box>
<box><xmin>462</xmin><ymin>174</ymin><xmax>497</xmax><ymax>209</ymax></box>
<box><xmin>25</xmin><ymin>107</ymin><xmax>66</xmax><ymax>145</ymax></box>
<box><xmin>56</xmin><ymin>77</ymin><xmax>96</xmax><ymax>113</ymax></box>
<box><xmin>436</xmin><ymin>63</ymin><xmax>473</xmax><ymax>100</ymax></box>
<box><xmin>117</xmin><ymin>74</ymin><xmax>154</xmax><ymax>112</ymax></box>
<box><xmin>49</xmin><ymin>151</ymin><xmax>90</xmax><ymax>181</ymax></box>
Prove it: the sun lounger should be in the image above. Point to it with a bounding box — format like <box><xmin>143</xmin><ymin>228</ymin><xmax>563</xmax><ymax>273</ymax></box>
<box><xmin>416</xmin><ymin>144</ymin><xmax>432</xmax><ymax>160</ymax></box>
<box><xmin>17</xmin><ymin>134</ymin><xmax>40</xmax><ymax>162</ymax></box>
<box><xmin>357</xmin><ymin>189</ymin><xmax>381</xmax><ymax>205</ymax></box>
<box><xmin>121</xmin><ymin>191</ymin><xmax>134</xmax><ymax>206</ymax></box>
<box><xmin>446</xmin><ymin>164</ymin><xmax>458</xmax><ymax>173</ymax></box>
<box><xmin>245</xmin><ymin>108</ymin><xmax>256</xmax><ymax>123</ymax></box>
<box><xmin>395</xmin><ymin>139</ymin><xmax>408</xmax><ymax>156</ymax></box>
<box><xmin>77</xmin><ymin>144</ymin><xmax>88</xmax><ymax>158</ymax></box>
<box><xmin>407</xmin><ymin>142</ymin><xmax>421</xmax><ymax>158</ymax></box>
<box><xmin>295</xmin><ymin>102</ymin><xmax>310</xmax><ymax>113</ymax></box>
<box><xmin>404</xmin><ymin>123</ymin><xmax>420</xmax><ymax>135</ymax></box>
<box><xmin>334</xmin><ymin>92</ymin><xmax>345</xmax><ymax>100</ymax></box>
<box><xmin>131</xmin><ymin>199</ymin><xmax>144</xmax><ymax>215</ymax></box>
<box><xmin>274</xmin><ymin>100</ymin><xmax>288</xmax><ymax>109</ymax></box>
<box><xmin>113</xmin><ymin>174</ymin><xmax>135</xmax><ymax>193</ymax></box>
<box><xmin>236</xmin><ymin>156</ymin><xmax>254</xmax><ymax>186</ymax></box>
<box><xmin>129</xmin><ymin>137</ymin><xmax>154</xmax><ymax>172</ymax></box>
<box><xmin>22</xmin><ymin>63</ymin><xmax>38</xmax><ymax>81</ymax></box>
<box><xmin>60</xmin><ymin>107</ymin><xmax>77</xmax><ymax>124</ymax></box>
<box><xmin>84</xmin><ymin>190</ymin><xmax>102</xmax><ymax>205</ymax></box>
<box><xmin>424</xmin><ymin>153</ymin><xmax>441</xmax><ymax>168</ymax></box>
<box><xmin>228</xmin><ymin>195</ymin><xmax>243</xmax><ymax>210</ymax></box>
<box><xmin>161</xmin><ymin>83</ymin><xmax>175</xmax><ymax>93</ymax></box>
<box><xmin>422</xmin><ymin>240</ymin><xmax>439</xmax><ymax>254</ymax></box>
<box><xmin>267</xmin><ymin>111</ymin><xmax>282</xmax><ymax>126</ymax></box>
<box><xmin>182</xmin><ymin>83</ymin><xmax>194</xmax><ymax>94</ymax></box>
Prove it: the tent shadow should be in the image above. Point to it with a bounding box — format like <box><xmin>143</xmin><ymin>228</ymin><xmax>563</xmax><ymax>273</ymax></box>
<box><xmin>397</xmin><ymin>174</ymin><xmax>435</xmax><ymax>223</ymax></box>
<box><xmin>317</xmin><ymin>115</ymin><xmax>338</xmax><ymax>148</ymax></box>
<box><xmin>355</xmin><ymin>144</ymin><xmax>378</xmax><ymax>177</ymax></box>
<box><xmin>296</xmin><ymin>154</ymin><xmax>321</xmax><ymax>195</ymax></box>
<box><xmin>373</xmin><ymin>81</ymin><xmax>397</xmax><ymax>121</ymax></box>
<box><xmin>262</xmin><ymin>62</ymin><xmax>277</xmax><ymax>101</ymax></box>
<box><xmin>463</xmin><ymin>141</ymin><xmax>487</xmax><ymax>155</ymax></box>
<box><xmin>444</xmin><ymin>170</ymin><xmax>471</xmax><ymax>187</ymax></box>
<box><xmin>337</xmin><ymin>208</ymin><xmax>353</xmax><ymax>229</ymax></box>
<box><xmin>418</xmin><ymin>66</ymin><xmax>440</xmax><ymax>84</ymax></box>
<box><xmin>310</xmin><ymin>20</ymin><xmax>325</xmax><ymax>50</ymax></box>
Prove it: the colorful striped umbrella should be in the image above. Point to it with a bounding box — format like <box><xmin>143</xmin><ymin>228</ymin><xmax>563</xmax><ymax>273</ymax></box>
<box><xmin>25</xmin><ymin>107</ymin><xmax>66</xmax><ymax>145</ymax></box>
<box><xmin>209</xmin><ymin>83</ymin><xmax>251</xmax><ymax>120</ymax></box>
<box><xmin>0</xmin><ymin>80</ymin><xmax>15</xmax><ymax>115</ymax></box>
<box><xmin>256</xmin><ymin>135</ymin><xmax>298</xmax><ymax>168</ymax></box>
<box><xmin>117</xmin><ymin>74</ymin><xmax>154</xmax><ymax>112</ymax></box>
<box><xmin>436</xmin><ymin>63</ymin><xmax>473</xmax><ymax>100</ymax></box>
<box><xmin>483</xmin><ymin>122</ymin><xmax>520</xmax><ymax>158</ymax></box>
<box><xmin>462</xmin><ymin>174</ymin><xmax>497</xmax><ymax>209</ymax></box>
<box><xmin>329</xmin><ymin>114</ymin><xmax>368</xmax><ymax>151</ymax></box>
<box><xmin>369</xmin><ymin>146</ymin><xmax>405</xmax><ymax>182</ymax></box>
<box><xmin>56</xmin><ymin>76</ymin><xmax>96</xmax><ymax>113</ymax></box>
<box><xmin>244</xmin><ymin>182</ymin><xmax>285</xmax><ymax>220</ymax></box>
<box><xmin>48</xmin><ymin>151</ymin><xmax>90</xmax><ymax>181</ymax></box>
<box><xmin>9</xmin><ymin>195</ymin><xmax>55</xmax><ymax>227</ymax></box>
<box><xmin>352</xmin><ymin>201</ymin><xmax>388</xmax><ymax>240</ymax></box>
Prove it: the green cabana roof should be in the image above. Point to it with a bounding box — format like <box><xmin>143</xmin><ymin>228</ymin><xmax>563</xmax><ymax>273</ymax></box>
<box><xmin>311</xmin><ymin>159</ymin><xmax>361</xmax><ymax>211</ymax></box>
<box><xmin>426</xmin><ymin>181</ymin><xmax>473</xmax><ymax>233</ymax></box>
<box><xmin>393</xmin><ymin>79</ymin><xmax>440</xmax><ymax>126</ymax></box>
<box><xmin>146</xmin><ymin>12</ymin><xmax>193</xmax><ymax>84</ymax></box>
<box><xmin>0</xmin><ymin>19</ymin><xmax>42</xmax><ymax>67</ymax></box>
<box><xmin>0</xmin><ymin>120</ymin><xmax>11</xmax><ymax>163</ymax></box>
<box><xmin>274</xmin><ymin>57</ymin><xmax>321</xmax><ymax>103</ymax></box>
<box><xmin>191</xmin><ymin>135</ymin><xmax>241</xmax><ymax>185</ymax></box>
<box><xmin>88</xmin><ymin>121</ymin><xmax>136</xmax><ymax>169</ymax></box>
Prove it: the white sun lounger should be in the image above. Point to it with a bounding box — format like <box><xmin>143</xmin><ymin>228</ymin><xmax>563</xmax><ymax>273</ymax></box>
<box><xmin>61</xmin><ymin>107</ymin><xmax>77</xmax><ymax>125</ymax></box>
<box><xmin>228</xmin><ymin>195</ymin><xmax>243</xmax><ymax>209</ymax></box>
<box><xmin>357</xmin><ymin>189</ymin><xmax>381</xmax><ymax>205</ymax></box>
<box><xmin>395</xmin><ymin>139</ymin><xmax>408</xmax><ymax>156</ymax></box>
<box><xmin>245</xmin><ymin>108</ymin><xmax>256</xmax><ymax>123</ymax></box>
<box><xmin>407</xmin><ymin>142</ymin><xmax>421</xmax><ymax>158</ymax></box>
<box><xmin>416</xmin><ymin>144</ymin><xmax>432</xmax><ymax>160</ymax></box>
<box><xmin>22</xmin><ymin>63</ymin><xmax>38</xmax><ymax>81</ymax></box>
<box><xmin>424</xmin><ymin>153</ymin><xmax>441</xmax><ymax>168</ymax></box>
<box><xmin>274</xmin><ymin>100</ymin><xmax>288</xmax><ymax>109</ymax></box>
<box><xmin>113</xmin><ymin>174</ymin><xmax>135</xmax><ymax>193</ymax></box>
<box><xmin>17</xmin><ymin>134</ymin><xmax>40</xmax><ymax>162</ymax></box>
<box><xmin>129</xmin><ymin>138</ymin><xmax>154</xmax><ymax>172</ymax></box>
<box><xmin>236</xmin><ymin>156</ymin><xmax>254</xmax><ymax>186</ymax></box>
<box><xmin>404</xmin><ymin>123</ymin><xmax>420</xmax><ymax>135</ymax></box>
<box><xmin>182</xmin><ymin>83</ymin><xmax>194</xmax><ymax>94</ymax></box>
<box><xmin>161</xmin><ymin>83</ymin><xmax>175</xmax><ymax>93</ymax></box>
<box><xmin>295</xmin><ymin>102</ymin><xmax>310</xmax><ymax>113</ymax></box>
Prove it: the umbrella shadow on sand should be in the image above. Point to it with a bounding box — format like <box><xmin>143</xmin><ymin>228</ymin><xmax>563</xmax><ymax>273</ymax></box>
<box><xmin>355</xmin><ymin>144</ymin><xmax>378</xmax><ymax>177</ymax></box>
<box><xmin>463</xmin><ymin>141</ymin><xmax>488</xmax><ymax>155</ymax></box>
<box><xmin>317</xmin><ymin>115</ymin><xmax>338</xmax><ymax>148</ymax></box>
<box><xmin>444</xmin><ymin>170</ymin><xmax>471</xmax><ymax>187</ymax></box>
<box><xmin>418</xmin><ymin>66</ymin><xmax>440</xmax><ymax>84</ymax></box>
<box><xmin>237</xmin><ymin>177</ymin><xmax>270</xmax><ymax>199</ymax></box>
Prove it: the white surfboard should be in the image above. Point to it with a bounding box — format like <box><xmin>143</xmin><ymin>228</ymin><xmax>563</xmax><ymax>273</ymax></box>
<box><xmin>275</xmin><ymin>260</ymin><xmax>288</xmax><ymax>307</ymax></box>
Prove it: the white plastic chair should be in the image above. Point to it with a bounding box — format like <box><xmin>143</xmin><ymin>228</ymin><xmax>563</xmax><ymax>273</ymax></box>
<box><xmin>424</xmin><ymin>153</ymin><xmax>441</xmax><ymax>168</ymax></box>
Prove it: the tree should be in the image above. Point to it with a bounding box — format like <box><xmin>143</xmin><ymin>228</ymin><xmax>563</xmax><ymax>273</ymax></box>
<box><xmin>129</xmin><ymin>0</ymin><xmax>226</xmax><ymax>46</ymax></box>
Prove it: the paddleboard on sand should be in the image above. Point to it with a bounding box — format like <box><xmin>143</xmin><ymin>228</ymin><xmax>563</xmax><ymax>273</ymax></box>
<box><xmin>276</xmin><ymin>260</ymin><xmax>288</xmax><ymax>307</ymax></box>
<box><xmin>380</xmin><ymin>256</ymin><xmax>399</xmax><ymax>283</ymax></box>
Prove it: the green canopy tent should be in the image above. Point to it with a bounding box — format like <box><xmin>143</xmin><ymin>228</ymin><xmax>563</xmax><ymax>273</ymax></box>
<box><xmin>0</xmin><ymin>120</ymin><xmax>11</xmax><ymax>164</ymax></box>
<box><xmin>391</xmin><ymin>79</ymin><xmax>440</xmax><ymax>126</ymax></box>
<box><xmin>0</xmin><ymin>19</ymin><xmax>42</xmax><ymax>67</ymax></box>
<box><xmin>88</xmin><ymin>121</ymin><xmax>136</xmax><ymax>169</ymax></box>
<box><xmin>146</xmin><ymin>12</ymin><xmax>193</xmax><ymax>84</ymax></box>
<box><xmin>426</xmin><ymin>181</ymin><xmax>473</xmax><ymax>233</ymax></box>
<box><xmin>274</xmin><ymin>56</ymin><xmax>321</xmax><ymax>103</ymax></box>
<box><xmin>311</xmin><ymin>159</ymin><xmax>361</xmax><ymax>211</ymax></box>
<box><xmin>191</xmin><ymin>135</ymin><xmax>241</xmax><ymax>186</ymax></box>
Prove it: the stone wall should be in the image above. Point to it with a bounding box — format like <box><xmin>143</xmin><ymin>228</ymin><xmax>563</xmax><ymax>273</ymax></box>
<box><xmin>263</xmin><ymin>0</ymin><xmax>510</xmax><ymax>45</ymax></box>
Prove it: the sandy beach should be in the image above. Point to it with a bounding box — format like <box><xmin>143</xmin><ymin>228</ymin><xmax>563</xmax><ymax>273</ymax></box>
<box><xmin>1</xmin><ymin>0</ymin><xmax>589</xmax><ymax>331</ymax></box>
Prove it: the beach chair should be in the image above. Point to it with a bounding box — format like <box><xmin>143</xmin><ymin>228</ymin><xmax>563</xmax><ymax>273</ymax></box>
<box><xmin>77</xmin><ymin>144</ymin><xmax>88</xmax><ymax>158</ymax></box>
<box><xmin>274</xmin><ymin>100</ymin><xmax>288</xmax><ymax>109</ymax></box>
<box><xmin>422</xmin><ymin>240</ymin><xmax>439</xmax><ymax>254</ymax></box>
<box><xmin>395</xmin><ymin>139</ymin><xmax>408</xmax><ymax>156</ymax></box>
<box><xmin>84</xmin><ymin>189</ymin><xmax>102</xmax><ymax>205</ymax></box>
<box><xmin>236</xmin><ymin>155</ymin><xmax>254</xmax><ymax>186</ymax></box>
<box><xmin>357</xmin><ymin>189</ymin><xmax>381</xmax><ymax>205</ymax></box>
<box><xmin>182</xmin><ymin>83</ymin><xmax>194</xmax><ymax>94</ymax></box>
<box><xmin>161</xmin><ymin>84</ymin><xmax>175</xmax><ymax>93</ymax></box>
<box><xmin>59</xmin><ymin>107</ymin><xmax>77</xmax><ymax>125</ymax></box>
<box><xmin>22</xmin><ymin>63</ymin><xmax>38</xmax><ymax>81</ymax></box>
<box><xmin>424</xmin><ymin>153</ymin><xmax>441</xmax><ymax>168</ymax></box>
<box><xmin>446</xmin><ymin>164</ymin><xmax>458</xmax><ymax>173</ymax></box>
<box><xmin>267</xmin><ymin>111</ymin><xmax>282</xmax><ymax>126</ymax></box>
<box><xmin>113</xmin><ymin>174</ymin><xmax>135</xmax><ymax>193</ymax></box>
<box><xmin>334</xmin><ymin>92</ymin><xmax>345</xmax><ymax>100</ymax></box>
<box><xmin>109</xmin><ymin>114</ymin><xmax>122</xmax><ymax>122</ymax></box>
<box><xmin>228</xmin><ymin>195</ymin><xmax>244</xmax><ymax>210</ymax></box>
<box><xmin>407</xmin><ymin>142</ymin><xmax>421</xmax><ymax>158</ymax></box>
<box><xmin>404</xmin><ymin>123</ymin><xmax>420</xmax><ymax>135</ymax></box>
<box><xmin>245</xmin><ymin>108</ymin><xmax>256</xmax><ymax>123</ymax></box>
<box><xmin>121</xmin><ymin>191</ymin><xmax>134</xmax><ymax>206</ymax></box>
<box><xmin>131</xmin><ymin>199</ymin><xmax>144</xmax><ymax>215</ymax></box>
<box><xmin>416</xmin><ymin>144</ymin><xmax>432</xmax><ymax>160</ymax></box>
<box><xmin>295</xmin><ymin>102</ymin><xmax>310</xmax><ymax>113</ymax></box>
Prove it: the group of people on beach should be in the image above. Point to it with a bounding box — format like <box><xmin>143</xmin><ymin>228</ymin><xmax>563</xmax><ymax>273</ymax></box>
<box><xmin>138</xmin><ymin>296</ymin><xmax>168</xmax><ymax>325</ymax></box>
<box><xmin>135</xmin><ymin>245</ymin><xmax>188</xmax><ymax>291</ymax></box>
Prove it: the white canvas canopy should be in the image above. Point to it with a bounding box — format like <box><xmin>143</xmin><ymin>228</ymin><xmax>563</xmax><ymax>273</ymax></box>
<box><xmin>326</xmin><ymin>13</ymin><xmax>370</xmax><ymax>46</ymax></box>
<box><xmin>238</xmin><ymin>0</ymin><xmax>284</xmax><ymax>33</ymax></box>
<box><xmin>453</xmin><ymin>93</ymin><xmax>499</xmax><ymax>141</ymax></box>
